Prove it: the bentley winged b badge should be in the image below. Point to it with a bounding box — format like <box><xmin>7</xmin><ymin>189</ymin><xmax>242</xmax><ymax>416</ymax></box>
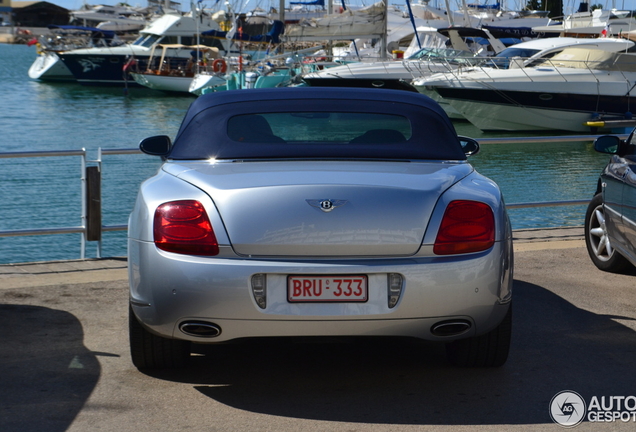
<box><xmin>306</xmin><ymin>199</ymin><xmax>349</xmax><ymax>213</ymax></box>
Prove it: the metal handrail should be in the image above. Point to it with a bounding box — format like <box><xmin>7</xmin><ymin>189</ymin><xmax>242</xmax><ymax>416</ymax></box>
<box><xmin>507</xmin><ymin>199</ymin><xmax>590</xmax><ymax>209</ymax></box>
<box><xmin>477</xmin><ymin>135</ymin><xmax>629</xmax><ymax>144</ymax></box>
<box><xmin>0</xmin><ymin>149</ymin><xmax>87</xmax><ymax>159</ymax></box>
<box><xmin>0</xmin><ymin>226</ymin><xmax>86</xmax><ymax>237</ymax></box>
<box><xmin>0</xmin><ymin>147</ymin><xmax>138</xmax><ymax>259</ymax></box>
<box><xmin>0</xmin><ymin>137</ymin><xmax>611</xmax><ymax>259</ymax></box>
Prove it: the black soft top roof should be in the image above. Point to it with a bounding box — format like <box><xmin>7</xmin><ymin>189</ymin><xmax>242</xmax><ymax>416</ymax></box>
<box><xmin>169</xmin><ymin>87</ymin><xmax>466</xmax><ymax>161</ymax></box>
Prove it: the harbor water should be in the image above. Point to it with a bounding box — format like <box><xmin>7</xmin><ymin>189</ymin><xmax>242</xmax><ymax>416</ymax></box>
<box><xmin>0</xmin><ymin>43</ymin><xmax>616</xmax><ymax>264</ymax></box>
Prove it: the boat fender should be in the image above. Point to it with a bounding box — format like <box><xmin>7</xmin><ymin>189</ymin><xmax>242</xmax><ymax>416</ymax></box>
<box><xmin>212</xmin><ymin>59</ymin><xmax>227</xmax><ymax>74</ymax></box>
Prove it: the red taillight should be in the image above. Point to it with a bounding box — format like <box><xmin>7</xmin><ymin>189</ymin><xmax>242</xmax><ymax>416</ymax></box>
<box><xmin>153</xmin><ymin>200</ymin><xmax>219</xmax><ymax>256</ymax></box>
<box><xmin>433</xmin><ymin>200</ymin><xmax>495</xmax><ymax>255</ymax></box>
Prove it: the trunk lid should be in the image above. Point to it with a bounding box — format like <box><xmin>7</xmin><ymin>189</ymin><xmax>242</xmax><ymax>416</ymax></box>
<box><xmin>167</xmin><ymin>160</ymin><xmax>473</xmax><ymax>257</ymax></box>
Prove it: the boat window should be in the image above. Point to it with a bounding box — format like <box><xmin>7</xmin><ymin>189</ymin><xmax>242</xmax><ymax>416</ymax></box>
<box><xmin>181</xmin><ymin>36</ymin><xmax>195</xmax><ymax>45</ymax></box>
<box><xmin>408</xmin><ymin>48</ymin><xmax>482</xmax><ymax>66</ymax></box>
<box><xmin>489</xmin><ymin>47</ymin><xmax>541</xmax><ymax>68</ymax></box>
<box><xmin>160</xmin><ymin>36</ymin><xmax>179</xmax><ymax>45</ymax></box>
<box><xmin>200</xmin><ymin>35</ymin><xmax>229</xmax><ymax>51</ymax></box>
<box><xmin>525</xmin><ymin>51</ymin><xmax>561</xmax><ymax>68</ymax></box>
<box><xmin>131</xmin><ymin>34</ymin><xmax>148</xmax><ymax>45</ymax></box>
<box><xmin>494</xmin><ymin>47</ymin><xmax>541</xmax><ymax>59</ymax></box>
<box><xmin>137</xmin><ymin>34</ymin><xmax>161</xmax><ymax>47</ymax></box>
<box><xmin>227</xmin><ymin>113</ymin><xmax>412</xmax><ymax>144</ymax></box>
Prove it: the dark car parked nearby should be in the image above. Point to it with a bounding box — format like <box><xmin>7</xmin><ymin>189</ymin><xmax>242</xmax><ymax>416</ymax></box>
<box><xmin>585</xmin><ymin>131</ymin><xmax>636</xmax><ymax>272</ymax></box>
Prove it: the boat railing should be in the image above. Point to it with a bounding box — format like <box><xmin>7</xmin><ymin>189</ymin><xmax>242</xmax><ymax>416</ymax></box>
<box><xmin>0</xmin><ymin>134</ymin><xmax>627</xmax><ymax>260</ymax></box>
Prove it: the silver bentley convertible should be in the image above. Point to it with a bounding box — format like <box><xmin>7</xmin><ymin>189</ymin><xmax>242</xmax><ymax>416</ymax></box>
<box><xmin>128</xmin><ymin>87</ymin><xmax>513</xmax><ymax>369</ymax></box>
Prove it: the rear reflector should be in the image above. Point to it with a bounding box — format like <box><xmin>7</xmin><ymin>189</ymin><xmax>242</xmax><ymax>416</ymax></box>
<box><xmin>387</xmin><ymin>273</ymin><xmax>403</xmax><ymax>308</ymax></box>
<box><xmin>433</xmin><ymin>200</ymin><xmax>495</xmax><ymax>255</ymax></box>
<box><xmin>251</xmin><ymin>274</ymin><xmax>267</xmax><ymax>309</ymax></box>
<box><xmin>153</xmin><ymin>200</ymin><xmax>219</xmax><ymax>256</ymax></box>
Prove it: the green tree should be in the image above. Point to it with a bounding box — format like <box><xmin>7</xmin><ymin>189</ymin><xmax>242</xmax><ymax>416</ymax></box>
<box><xmin>546</xmin><ymin>0</ymin><xmax>563</xmax><ymax>18</ymax></box>
<box><xmin>525</xmin><ymin>0</ymin><xmax>541</xmax><ymax>10</ymax></box>
<box><xmin>523</xmin><ymin>0</ymin><xmax>563</xmax><ymax>18</ymax></box>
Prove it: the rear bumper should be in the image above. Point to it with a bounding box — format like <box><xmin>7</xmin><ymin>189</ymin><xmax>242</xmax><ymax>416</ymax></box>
<box><xmin>164</xmin><ymin>308</ymin><xmax>511</xmax><ymax>343</ymax></box>
<box><xmin>129</xmin><ymin>238</ymin><xmax>512</xmax><ymax>343</ymax></box>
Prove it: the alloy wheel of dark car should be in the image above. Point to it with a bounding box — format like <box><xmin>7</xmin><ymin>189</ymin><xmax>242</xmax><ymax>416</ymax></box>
<box><xmin>584</xmin><ymin>193</ymin><xmax>632</xmax><ymax>273</ymax></box>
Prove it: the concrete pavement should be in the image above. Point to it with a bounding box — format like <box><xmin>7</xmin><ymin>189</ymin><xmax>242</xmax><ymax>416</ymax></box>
<box><xmin>3</xmin><ymin>226</ymin><xmax>636</xmax><ymax>432</ymax></box>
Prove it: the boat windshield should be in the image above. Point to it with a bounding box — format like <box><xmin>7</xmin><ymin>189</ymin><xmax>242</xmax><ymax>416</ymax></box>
<box><xmin>489</xmin><ymin>47</ymin><xmax>541</xmax><ymax>68</ymax></box>
<box><xmin>407</xmin><ymin>48</ymin><xmax>483</xmax><ymax>66</ymax></box>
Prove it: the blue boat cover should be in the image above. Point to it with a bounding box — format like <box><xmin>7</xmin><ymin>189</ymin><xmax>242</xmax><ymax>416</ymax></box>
<box><xmin>290</xmin><ymin>0</ymin><xmax>324</xmax><ymax>5</ymax></box>
<box><xmin>467</xmin><ymin>2</ymin><xmax>500</xmax><ymax>10</ymax></box>
<box><xmin>48</xmin><ymin>24</ymin><xmax>116</xmax><ymax>39</ymax></box>
<box><xmin>481</xmin><ymin>24</ymin><xmax>542</xmax><ymax>39</ymax></box>
<box><xmin>202</xmin><ymin>20</ymin><xmax>284</xmax><ymax>44</ymax></box>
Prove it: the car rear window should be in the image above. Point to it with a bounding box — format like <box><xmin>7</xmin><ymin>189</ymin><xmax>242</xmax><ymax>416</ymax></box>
<box><xmin>227</xmin><ymin>112</ymin><xmax>412</xmax><ymax>144</ymax></box>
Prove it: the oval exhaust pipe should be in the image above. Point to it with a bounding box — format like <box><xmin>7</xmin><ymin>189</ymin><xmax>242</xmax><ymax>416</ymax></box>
<box><xmin>179</xmin><ymin>321</ymin><xmax>222</xmax><ymax>338</ymax></box>
<box><xmin>431</xmin><ymin>320</ymin><xmax>471</xmax><ymax>337</ymax></box>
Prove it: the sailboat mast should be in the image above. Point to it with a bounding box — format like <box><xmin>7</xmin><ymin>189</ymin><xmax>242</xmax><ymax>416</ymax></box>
<box><xmin>280</xmin><ymin>0</ymin><xmax>285</xmax><ymax>24</ymax></box>
<box><xmin>380</xmin><ymin>0</ymin><xmax>387</xmax><ymax>59</ymax></box>
<box><xmin>443</xmin><ymin>0</ymin><xmax>455</xmax><ymax>26</ymax></box>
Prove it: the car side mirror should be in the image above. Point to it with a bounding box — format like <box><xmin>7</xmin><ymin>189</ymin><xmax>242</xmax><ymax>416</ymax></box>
<box><xmin>139</xmin><ymin>135</ymin><xmax>172</xmax><ymax>157</ymax></box>
<box><xmin>593</xmin><ymin>135</ymin><xmax>623</xmax><ymax>155</ymax></box>
<box><xmin>458</xmin><ymin>136</ymin><xmax>480</xmax><ymax>156</ymax></box>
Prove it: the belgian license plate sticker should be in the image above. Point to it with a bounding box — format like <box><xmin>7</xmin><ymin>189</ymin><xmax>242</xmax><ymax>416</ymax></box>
<box><xmin>287</xmin><ymin>275</ymin><xmax>368</xmax><ymax>302</ymax></box>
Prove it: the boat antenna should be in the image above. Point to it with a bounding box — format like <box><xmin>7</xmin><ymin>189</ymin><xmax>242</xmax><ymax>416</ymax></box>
<box><xmin>405</xmin><ymin>0</ymin><xmax>422</xmax><ymax>50</ymax></box>
<box><xmin>193</xmin><ymin>0</ymin><xmax>202</xmax><ymax>73</ymax></box>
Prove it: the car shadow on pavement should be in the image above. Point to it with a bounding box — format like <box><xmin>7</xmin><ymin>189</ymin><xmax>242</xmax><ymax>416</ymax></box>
<box><xmin>143</xmin><ymin>279</ymin><xmax>636</xmax><ymax>426</ymax></box>
<box><xmin>0</xmin><ymin>303</ymin><xmax>100</xmax><ymax>432</ymax></box>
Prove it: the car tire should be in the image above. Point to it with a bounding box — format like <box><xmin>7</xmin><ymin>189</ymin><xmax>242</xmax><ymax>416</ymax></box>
<box><xmin>445</xmin><ymin>304</ymin><xmax>511</xmax><ymax>367</ymax></box>
<box><xmin>129</xmin><ymin>306</ymin><xmax>190</xmax><ymax>369</ymax></box>
<box><xmin>584</xmin><ymin>193</ymin><xmax>632</xmax><ymax>273</ymax></box>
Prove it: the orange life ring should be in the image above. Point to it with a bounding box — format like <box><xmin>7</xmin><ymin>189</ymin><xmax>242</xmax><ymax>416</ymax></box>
<box><xmin>212</xmin><ymin>59</ymin><xmax>227</xmax><ymax>74</ymax></box>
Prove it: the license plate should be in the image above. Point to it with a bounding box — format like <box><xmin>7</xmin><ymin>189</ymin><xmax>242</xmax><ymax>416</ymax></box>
<box><xmin>287</xmin><ymin>275</ymin><xmax>368</xmax><ymax>302</ymax></box>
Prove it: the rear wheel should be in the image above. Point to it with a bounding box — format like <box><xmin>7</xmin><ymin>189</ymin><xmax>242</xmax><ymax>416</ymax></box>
<box><xmin>445</xmin><ymin>304</ymin><xmax>511</xmax><ymax>367</ymax></box>
<box><xmin>584</xmin><ymin>193</ymin><xmax>632</xmax><ymax>273</ymax></box>
<box><xmin>129</xmin><ymin>306</ymin><xmax>190</xmax><ymax>369</ymax></box>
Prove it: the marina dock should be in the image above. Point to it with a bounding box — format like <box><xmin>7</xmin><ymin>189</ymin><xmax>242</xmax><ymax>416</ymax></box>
<box><xmin>3</xmin><ymin>226</ymin><xmax>636</xmax><ymax>431</ymax></box>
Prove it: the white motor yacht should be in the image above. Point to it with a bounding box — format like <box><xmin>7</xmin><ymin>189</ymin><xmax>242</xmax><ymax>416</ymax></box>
<box><xmin>56</xmin><ymin>13</ymin><xmax>228</xmax><ymax>86</ymax></box>
<box><xmin>301</xmin><ymin>26</ymin><xmax>506</xmax><ymax>92</ymax></box>
<box><xmin>413</xmin><ymin>38</ymin><xmax>636</xmax><ymax>132</ymax></box>
<box><xmin>28</xmin><ymin>25</ymin><xmax>125</xmax><ymax>82</ymax></box>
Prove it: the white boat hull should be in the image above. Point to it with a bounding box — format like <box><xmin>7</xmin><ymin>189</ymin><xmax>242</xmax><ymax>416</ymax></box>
<box><xmin>28</xmin><ymin>52</ymin><xmax>74</xmax><ymax>81</ymax></box>
<box><xmin>446</xmin><ymin>98</ymin><xmax>593</xmax><ymax>132</ymax></box>
<box><xmin>437</xmin><ymin>69</ymin><xmax>636</xmax><ymax>131</ymax></box>
<box><xmin>131</xmin><ymin>72</ymin><xmax>195</xmax><ymax>93</ymax></box>
<box><xmin>414</xmin><ymin>87</ymin><xmax>465</xmax><ymax>120</ymax></box>
<box><xmin>189</xmin><ymin>73</ymin><xmax>227</xmax><ymax>95</ymax></box>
